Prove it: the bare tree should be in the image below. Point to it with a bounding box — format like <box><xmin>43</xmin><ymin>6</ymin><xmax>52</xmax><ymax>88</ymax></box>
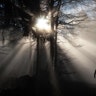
<box><xmin>0</xmin><ymin>0</ymin><xmax>96</xmax><ymax>61</ymax></box>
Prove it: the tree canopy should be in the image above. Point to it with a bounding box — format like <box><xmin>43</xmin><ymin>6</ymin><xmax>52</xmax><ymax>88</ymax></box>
<box><xmin>0</xmin><ymin>0</ymin><xmax>96</xmax><ymax>39</ymax></box>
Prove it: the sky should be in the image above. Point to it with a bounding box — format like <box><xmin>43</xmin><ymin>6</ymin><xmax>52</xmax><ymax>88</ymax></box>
<box><xmin>61</xmin><ymin>0</ymin><xmax>96</xmax><ymax>20</ymax></box>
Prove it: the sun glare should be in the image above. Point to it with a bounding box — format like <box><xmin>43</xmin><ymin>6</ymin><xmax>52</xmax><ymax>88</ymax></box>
<box><xmin>35</xmin><ymin>17</ymin><xmax>52</xmax><ymax>33</ymax></box>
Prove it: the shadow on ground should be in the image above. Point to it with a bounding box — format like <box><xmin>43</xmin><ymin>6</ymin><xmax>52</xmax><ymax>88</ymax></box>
<box><xmin>0</xmin><ymin>75</ymin><xmax>96</xmax><ymax>96</ymax></box>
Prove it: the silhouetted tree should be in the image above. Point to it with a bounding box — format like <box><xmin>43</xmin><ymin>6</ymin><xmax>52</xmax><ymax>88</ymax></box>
<box><xmin>0</xmin><ymin>0</ymin><xmax>95</xmax><ymax>63</ymax></box>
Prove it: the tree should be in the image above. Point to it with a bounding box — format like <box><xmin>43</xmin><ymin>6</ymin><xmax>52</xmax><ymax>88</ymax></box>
<box><xmin>1</xmin><ymin>0</ymin><xmax>96</xmax><ymax>61</ymax></box>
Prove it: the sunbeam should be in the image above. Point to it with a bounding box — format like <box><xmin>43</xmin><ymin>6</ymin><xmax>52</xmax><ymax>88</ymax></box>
<box><xmin>58</xmin><ymin>34</ymin><xmax>96</xmax><ymax>86</ymax></box>
<box><xmin>0</xmin><ymin>37</ymin><xmax>37</xmax><ymax>88</ymax></box>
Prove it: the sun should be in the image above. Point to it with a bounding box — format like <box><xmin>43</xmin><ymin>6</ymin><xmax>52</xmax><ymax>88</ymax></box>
<box><xmin>34</xmin><ymin>16</ymin><xmax>52</xmax><ymax>33</ymax></box>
